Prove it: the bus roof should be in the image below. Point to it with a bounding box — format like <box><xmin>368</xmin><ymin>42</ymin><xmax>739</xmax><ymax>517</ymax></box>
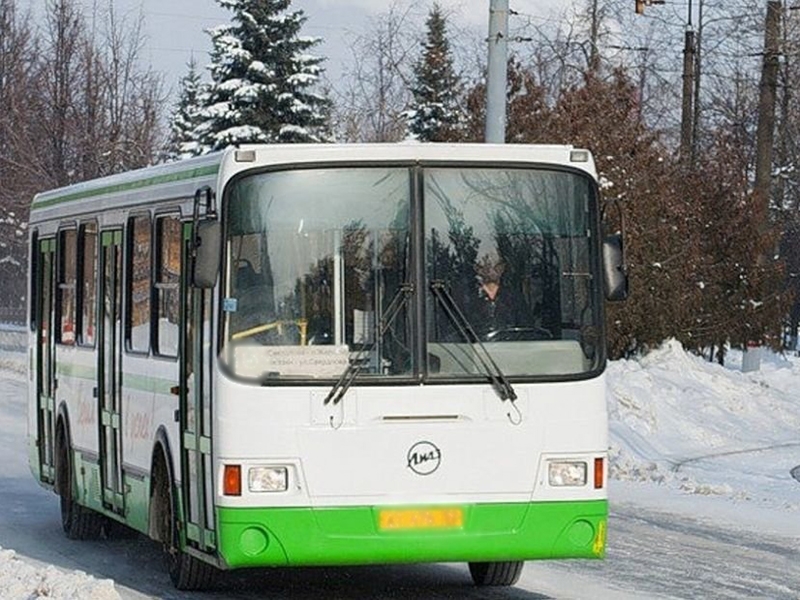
<box><xmin>30</xmin><ymin>151</ymin><xmax>225</xmax><ymax>224</ymax></box>
<box><xmin>29</xmin><ymin>143</ymin><xmax>596</xmax><ymax>224</ymax></box>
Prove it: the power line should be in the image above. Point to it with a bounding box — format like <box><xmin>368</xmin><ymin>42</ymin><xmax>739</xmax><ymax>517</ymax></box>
<box><xmin>141</xmin><ymin>11</ymin><xmax>223</xmax><ymax>23</ymax></box>
<box><xmin>147</xmin><ymin>46</ymin><xmax>209</xmax><ymax>54</ymax></box>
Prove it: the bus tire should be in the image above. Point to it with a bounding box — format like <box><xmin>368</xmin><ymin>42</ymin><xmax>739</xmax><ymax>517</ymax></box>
<box><xmin>55</xmin><ymin>423</ymin><xmax>104</xmax><ymax>541</ymax></box>
<box><xmin>169</xmin><ymin>548</ymin><xmax>217</xmax><ymax>591</ymax></box>
<box><xmin>468</xmin><ymin>561</ymin><xmax>524</xmax><ymax>587</ymax></box>
<box><xmin>152</xmin><ymin>452</ymin><xmax>216</xmax><ymax>591</ymax></box>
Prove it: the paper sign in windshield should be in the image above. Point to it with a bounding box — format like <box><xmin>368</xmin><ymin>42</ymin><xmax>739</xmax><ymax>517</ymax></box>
<box><xmin>234</xmin><ymin>344</ymin><xmax>350</xmax><ymax>378</ymax></box>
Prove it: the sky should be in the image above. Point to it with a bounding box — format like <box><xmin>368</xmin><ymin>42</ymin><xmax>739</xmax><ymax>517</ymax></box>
<box><xmin>2</xmin><ymin>329</ymin><xmax>799</xmax><ymax>597</ymax></box>
<box><xmin>27</xmin><ymin>0</ymin><xmax>566</xmax><ymax>99</ymax></box>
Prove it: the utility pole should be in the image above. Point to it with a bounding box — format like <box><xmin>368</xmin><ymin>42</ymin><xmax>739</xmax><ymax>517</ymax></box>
<box><xmin>743</xmin><ymin>0</ymin><xmax>781</xmax><ymax>374</ymax></box>
<box><xmin>485</xmin><ymin>0</ymin><xmax>509</xmax><ymax>143</ymax></box>
<box><xmin>679</xmin><ymin>4</ymin><xmax>695</xmax><ymax>166</ymax></box>
<box><xmin>753</xmin><ymin>0</ymin><xmax>781</xmax><ymax>229</ymax></box>
<box><xmin>589</xmin><ymin>0</ymin><xmax>600</xmax><ymax>73</ymax></box>
<box><xmin>633</xmin><ymin>0</ymin><xmax>665</xmax><ymax>126</ymax></box>
<box><xmin>777</xmin><ymin>2</ymin><xmax>791</xmax><ymax>213</ymax></box>
<box><xmin>690</xmin><ymin>0</ymin><xmax>705</xmax><ymax>164</ymax></box>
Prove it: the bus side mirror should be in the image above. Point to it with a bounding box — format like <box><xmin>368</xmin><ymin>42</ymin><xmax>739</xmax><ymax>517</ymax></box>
<box><xmin>603</xmin><ymin>234</ymin><xmax>628</xmax><ymax>302</ymax></box>
<box><xmin>192</xmin><ymin>221</ymin><xmax>221</xmax><ymax>289</ymax></box>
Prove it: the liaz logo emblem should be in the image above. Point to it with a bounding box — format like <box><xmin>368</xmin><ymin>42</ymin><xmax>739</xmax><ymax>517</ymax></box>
<box><xmin>407</xmin><ymin>441</ymin><xmax>441</xmax><ymax>475</ymax></box>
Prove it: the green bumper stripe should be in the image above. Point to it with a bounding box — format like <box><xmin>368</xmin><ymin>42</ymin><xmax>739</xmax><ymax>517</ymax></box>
<box><xmin>216</xmin><ymin>500</ymin><xmax>607</xmax><ymax>569</ymax></box>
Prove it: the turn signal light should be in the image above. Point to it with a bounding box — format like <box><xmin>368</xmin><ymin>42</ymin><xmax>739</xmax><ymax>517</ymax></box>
<box><xmin>594</xmin><ymin>457</ymin><xmax>605</xmax><ymax>489</ymax></box>
<box><xmin>224</xmin><ymin>464</ymin><xmax>242</xmax><ymax>496</ymax></box>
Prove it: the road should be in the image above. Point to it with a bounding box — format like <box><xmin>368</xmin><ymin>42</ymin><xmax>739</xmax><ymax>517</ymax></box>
<box><xmin>2</xmin><ymin>374</ymin><xmax>799</xmax><ymax>599</ymax></box>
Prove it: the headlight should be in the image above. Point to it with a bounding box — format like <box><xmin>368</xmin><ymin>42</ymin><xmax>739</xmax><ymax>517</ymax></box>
<box><xmin>548</xmin><ymin>461</ymin><xmax>588</xmax><ymax>487</ymax></box>
<box><xmin>248</xmin><ymin>466</ymin><xmax>288</xmax><ymax>492</ymax></box>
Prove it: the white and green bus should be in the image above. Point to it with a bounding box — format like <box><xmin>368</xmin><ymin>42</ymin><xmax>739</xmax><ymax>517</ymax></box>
<box><xmin>28</xmin><ymin>144</ymin><xmax>626</xmax><ymax>590</ymax></box>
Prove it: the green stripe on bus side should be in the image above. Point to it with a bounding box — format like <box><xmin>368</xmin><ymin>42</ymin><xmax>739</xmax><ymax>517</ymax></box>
<box><xmin>56</xmin><ymin>361</ymin><xmax>96</xmax><ymax>381</ymax></box>
<box><xmin>216</xmin><ymin>500</ymin><xmax>608</xmax><ymax>568</ymax></box>
<box><xmin>56</xmin><ymin>362</ymin><xmax>176</xmax><ymax>395</ymax></box>
<box><xmin>125</xmin><ymin>372</ymin><xmax>177</xmax><ymax>396</ymax></box>
<box><xmin>32</xmin><ymin>164</ymin><xmax>220</xmax><ymax>210</ymax></box>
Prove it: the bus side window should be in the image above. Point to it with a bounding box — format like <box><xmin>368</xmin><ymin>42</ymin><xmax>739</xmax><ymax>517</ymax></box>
<box><xmin>154</xmin><ymin>215</ymin><xmax>181</xmax><ymax>357</ymax></box>
<box><xmin>126</xmin><ymin>214</ymin><xmax>152</xmax><ymax>353</ymax></box>
<box><xmin>78</xmin><ymin>222</ymin><xmax>98</xmax><ymax>347</ymax></box>
<box><xmin>29</xmin><ymin>230</ymin><xmax>39</xmax><ymax>332</ymax></box>
<box><xmin>56</xmin><ymin>229</ymin><xmax>77</xmax><ymax>346</ymax></box>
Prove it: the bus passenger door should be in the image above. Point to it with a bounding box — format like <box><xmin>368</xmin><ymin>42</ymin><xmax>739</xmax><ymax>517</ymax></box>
<box><xmin>36</xmin><ymin>238</ymin><xmax>56</xmax><ymax>485</ymax></box>
<box><xmin>179</xmin><ymin>223</ymin><xmax>216</xmax><ymax>553</ymax></box>
<box><xmin>98</xmin><ymin>230</ymin><xmax>124</xmax><ymax>514</ymax></box>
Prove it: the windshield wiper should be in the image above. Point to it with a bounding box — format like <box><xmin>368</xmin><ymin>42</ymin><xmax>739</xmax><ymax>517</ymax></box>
<box><xmin>429</xmin><ymin>280</ymin><xmax>517</xmax><ymax>403</ymax></box>
<box><xmin>324</xmin><ymin>282</ymin><xmax>414</xmax><ymax>406</ymax></box>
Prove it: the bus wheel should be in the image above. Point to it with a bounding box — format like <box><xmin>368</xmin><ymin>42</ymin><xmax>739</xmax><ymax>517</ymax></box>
<box><xmin>167</xmin><ymin>544</ymin><xmax>217</xmax><ymax>591</ymax></box>
<box><xmin>152</xmin><ymin>457</ymin><xmax>216</xmax><ymax>590</ymax></box>
<box><xmin>468</xmin><ymin>561</ymin><xmax>524</xmax><ymax>587</ymax></box>
<box><xmin>55</xmin><ymin>425</ymin><xmax>104</xmax><ymax>540</ymax></box>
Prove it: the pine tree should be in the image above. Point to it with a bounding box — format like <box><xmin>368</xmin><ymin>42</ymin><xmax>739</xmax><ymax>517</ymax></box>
<box><xmin>165</xmin><ymin>57</ymin><xmax>206</xmax><ymax>160</ymax></box>
<box><xmin>405</xmin><ymin>4</ymin><xmax>461</xmax><ymax>142</ymax></box>
<box><xmin>197</xmin><ymin>0</ymin><xmax>330</xmax><ymax>151</ymax></box>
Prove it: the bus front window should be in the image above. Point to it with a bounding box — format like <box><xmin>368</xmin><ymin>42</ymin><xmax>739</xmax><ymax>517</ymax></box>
<box><xmin>424</xmin><ymin>167</ymin><xmax>602</xmax><ymax>378</ymax></box>
<box><xmin>222</xmin><ymin>168</ymin><xmax>413</xmax><ymax>382</ymax></box>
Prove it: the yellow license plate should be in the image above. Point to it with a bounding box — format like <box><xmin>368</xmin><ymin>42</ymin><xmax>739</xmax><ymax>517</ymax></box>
<box><xmin>378</xmin><ymin>507</ymin><xmax>464</xmax><ymax>531</ymax></box>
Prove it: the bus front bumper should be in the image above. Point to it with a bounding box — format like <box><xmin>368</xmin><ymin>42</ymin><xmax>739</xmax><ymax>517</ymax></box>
<box><xmin>215</xmin><ymin>499</ymin><xmax>607</xmax><ymax>568</ymax></box>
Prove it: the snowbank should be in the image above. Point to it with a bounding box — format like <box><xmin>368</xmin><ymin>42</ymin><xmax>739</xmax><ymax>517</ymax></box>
<box><xmin>0</xmin><ymin>547</ymin><xmax>120</xmax><ymax>600</ymax></box>
<box><xmin>608</xmin><ymin>339</ymin><xmax>800</xmax><ymax>514</ymax></box>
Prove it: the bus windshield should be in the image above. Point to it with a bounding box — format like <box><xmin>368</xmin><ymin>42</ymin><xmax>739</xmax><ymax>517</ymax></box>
<box><xmin>221</xmin><ymin>165</ymin><xmax>602</xmax><ymax>382</ymax></box>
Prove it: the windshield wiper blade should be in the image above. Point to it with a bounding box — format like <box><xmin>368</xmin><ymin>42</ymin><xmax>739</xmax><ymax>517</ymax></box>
<box><xmin>429</xmin><ymin>280</ymin><xmax>517</xmax><ymax>403</ymax></box>
<box><xmin>324</xmin><ymin>283</ymin><xmax>414</xmax><ymax>406</ymax></box>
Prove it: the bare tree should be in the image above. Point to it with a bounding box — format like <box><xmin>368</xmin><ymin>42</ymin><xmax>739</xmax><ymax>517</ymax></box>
<box><xmin>333</xmin><ymin>1</ymin><xmax>419</xmax><ymax>142</ymax></box>
<box><xmin>39</xmin><ymin>0</ymin><xmax>84</xmax><ymax>187</ymax></box>
<box><xmin>0</xmin><ymin>0</ymin><xmax>38</xmax><ymax>315</ymax></box>
<box><xmin>92</xmin><ymin>2</ymin><xmax>165</xmax><ymax>174</ymax></box>
<box><xmin>0</xmin><ymin>0</ymin><xmax>165</xmax><ymax>316</ymax></box>
<box><xmin>33</xmin><ymin>0</ymin><xmax>163</xmax><ymax>185</ymax></box>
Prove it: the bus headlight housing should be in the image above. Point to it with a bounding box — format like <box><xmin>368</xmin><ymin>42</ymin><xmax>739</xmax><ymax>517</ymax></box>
<box><xmin>248</xmin><ymin>466</ymin><xmax>288</xmax><ymax>492</ymax></box>
<box><xmin>548</xmin><ymin>461</ymin><xmax>588</xmax><ymax>487</ymax></box>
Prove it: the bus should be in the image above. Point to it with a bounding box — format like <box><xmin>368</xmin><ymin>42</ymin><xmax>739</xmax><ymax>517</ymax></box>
<box><xmin>27</xmin><ymin>144</ymin><xmax>627</xmax><ymax>590</ymax></box>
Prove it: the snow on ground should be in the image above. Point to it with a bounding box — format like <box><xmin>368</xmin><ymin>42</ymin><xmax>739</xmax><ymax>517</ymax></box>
<box><xmin>608</xmin><ymin>339</ymin><xmax>800</xmax><ymax>537</ymax></box>
<box><xmin>0</xmin><ymin>339</ymin><xmax>799</xmax><ymax>596</ymax></box>
<box><xmin>0</xmin><ymin>546</ymin><xmax>120</xmax><ymax>600</ymax></box>
<box><xmin>0</xmin><ymin>354</ymin><xmax>122</xmax><ymax>599</ymax></box>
